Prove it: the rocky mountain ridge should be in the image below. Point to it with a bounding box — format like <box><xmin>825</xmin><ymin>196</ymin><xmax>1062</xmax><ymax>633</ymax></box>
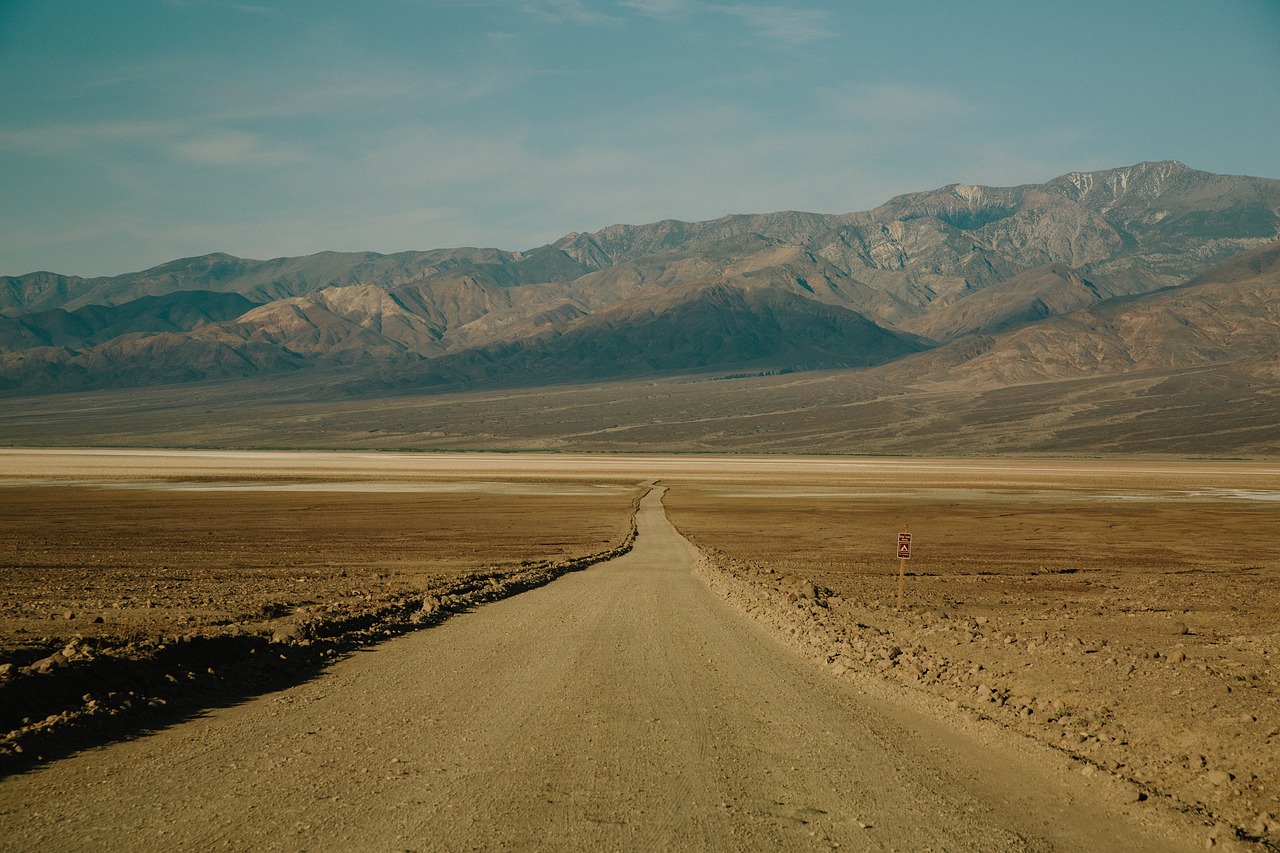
<box><xmin>873</xmin><ymin>240</ymin><xmax>1280</xmax><ymax>389</ymax></box>
<box><xmin>1</xmin><ymin>162</ymin><xmax>1278</xmax><ymax>403</ymax></box>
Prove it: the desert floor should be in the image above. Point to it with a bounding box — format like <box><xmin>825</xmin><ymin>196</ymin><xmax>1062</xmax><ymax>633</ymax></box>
<box><xmin>0</xmin><ymin>450</ymin><xmax>1276</xmax><ymax>849</ymax></box>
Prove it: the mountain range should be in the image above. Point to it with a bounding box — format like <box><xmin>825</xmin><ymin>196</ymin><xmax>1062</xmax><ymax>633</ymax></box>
<box><xmin>1</xmin><ymin>160</ymin><xmax>1277</xmax><ymax>455</ymax></box>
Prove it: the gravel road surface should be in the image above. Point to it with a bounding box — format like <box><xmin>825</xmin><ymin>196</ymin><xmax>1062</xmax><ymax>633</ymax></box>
<box><xmin>0</xmin><ymin>488</ymin><xmax>1202</xmax><ymax>851</ymax></box>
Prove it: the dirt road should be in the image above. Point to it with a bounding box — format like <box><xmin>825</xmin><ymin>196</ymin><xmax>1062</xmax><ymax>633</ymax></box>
<box><xmin>0</xmin><ymin>488</ymin><xmax>1204</xmax><ymax>851</ymax></box>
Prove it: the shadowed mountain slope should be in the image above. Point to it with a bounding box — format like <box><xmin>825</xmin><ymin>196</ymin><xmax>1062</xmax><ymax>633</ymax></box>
<box><xmin>898</xmin><ymin>264</ymin><xmax>1106</xmax><ymax>342</ymax></box>
<box><xmin>0</xmin><ymin>291</ymin><xmax>257</xmax><ymax>351</ymax></box>
<box><xmin>362</xmin><ymin>282</ymin><xmax>929</xmax><ymax>393</ymax></box>
<box><xmin>878</xmin><ymin>240</ymin><xmax>1280</xmax><ymax>388</ymax></box>
<box><xmin>0</xmin><ymin>247</ymin><xmax>595</xmax><ymax>316</ymax></box>
<box><xmin>0</xmin><ymin>162</ymin><xmax>1277</xmax><ymax>405</ymax></box>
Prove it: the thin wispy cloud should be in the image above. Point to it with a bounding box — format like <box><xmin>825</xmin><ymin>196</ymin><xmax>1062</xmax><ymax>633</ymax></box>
<box><xmin>172</xmin><ymin>130</ymin><xmax>308</xmax><ymax>167</ymax></box>
<box><xmin>819</xmin><ymin>83</ymin><xmax>975</xmax><ymax>128</ymax></box>
<box><xmin>162</xmin><ymin>0</ymin><xmax>274</xmax><ymax>9</ymax></box>
<box><xmin>144</xmin><ymin>206</ymin><xmax>482</xmax><ymax>260</ymax></box>
<box><xmin>523</xmin><ymin>0</ymin><xmax>620</xmax><ymax>24</ymax></box>
<box><xmin>0</xmin><ymin>120</ymin><xmax>189</xmax><ymax>155</ymax></box>
<box><xmin>365</xmin><ymin>123</ymin><xmax>533</xmax><ymax>189</ymax></box>
<box><xmin>2</xmin><ymin>1</ymin><xmax>1277</xmax><ymax>276</ymax></box>
<box><xmin>617</xmin><ymin>0</ymin><xmax>691</xmax><ymax>18</ymax></box>
<box><xmin>198</xmin><ymin>70</ymin><xmax>507</xmax><ymax>123</ymax></box>
<box><xmin>353</xmin><ymin>97</ymin><xmax>883</xmax><ymax>245</ymax></box>
<box><xmin>709</xmin><ymin>4</ymin><xmax>836</xmax><ymax>45</ymax></box>
<box><xmin>0</xmin><ymin>109</ymin><xmax>309</xmax><ymax>167</ymax></box>
<box><xmin>619</xmin><ymin>1</ymin><xmax>831</xmax><ymax>41</ymax></box>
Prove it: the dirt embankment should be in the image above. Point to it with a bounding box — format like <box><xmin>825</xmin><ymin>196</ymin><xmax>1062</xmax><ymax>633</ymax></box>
<box><xmin>690</xmin><ymin>547</ymin><xmax>1279</xmax><ymax>850</ymax></box>
<box><xmin>0</xmin><ymin>486</ymin><xmax>643</xmax><ymax>774</ymax></box>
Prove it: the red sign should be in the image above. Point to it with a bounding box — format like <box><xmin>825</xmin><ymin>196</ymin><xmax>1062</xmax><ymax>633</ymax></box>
<box><xmin>898</xmin><ymin>532</ymin><xmax>912</xmax><ymax>559</ymax></box>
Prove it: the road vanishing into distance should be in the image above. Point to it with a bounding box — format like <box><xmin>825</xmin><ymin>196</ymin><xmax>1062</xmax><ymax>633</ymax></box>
<box><xmin>0</xmin><ymin>488</ymin><xmax>1200</xmax><ymax>851</ymax></box>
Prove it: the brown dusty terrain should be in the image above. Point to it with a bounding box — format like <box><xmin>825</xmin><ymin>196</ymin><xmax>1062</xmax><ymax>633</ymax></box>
<box><xmin>0</xmin><ymin>453</ymin><xmax>642</xmax><ymax>768</ymax></box>
<box><xmin>663</xmin><ymin>469</ymin><xmax>1280</xmax><ymax>848</ymax></box>
<box><xmin>2</xmin><ymin>361</ymin><xmax>1277</xmax><ymax>459</ymax></box>
<box><xmin>0</xmin><ymin>488</ymin><xmax>1215</xmax><ymax>852</ymax></box>
<box><xmin>0</xmin><ymin>450</ymin><xmax>1276</xmax><ymax>849</ymax></box>
<box><xmin>0</xmin><ymin>485</ymin><xmax>639</xmax><ymax>650</ymax></box>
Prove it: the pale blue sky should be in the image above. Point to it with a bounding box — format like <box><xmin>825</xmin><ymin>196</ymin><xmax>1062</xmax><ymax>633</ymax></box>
<box><xmin>2</xmin><ymin>0</ymin><xmax>1278</xmax><ymax>276</ymax></box>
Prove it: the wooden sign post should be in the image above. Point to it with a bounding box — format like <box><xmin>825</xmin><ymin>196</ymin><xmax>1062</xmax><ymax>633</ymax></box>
<box><xmin>897</xmin><ymin>531</ymin><xmax>911</xmax><ymax>609</ymax></box>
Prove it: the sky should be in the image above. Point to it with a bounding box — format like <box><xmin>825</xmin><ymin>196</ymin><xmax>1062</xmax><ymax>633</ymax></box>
<box><xmin>1</xmin><ymin>1</ymin><xmax>1279</xmax><ymax>277</ymax></box>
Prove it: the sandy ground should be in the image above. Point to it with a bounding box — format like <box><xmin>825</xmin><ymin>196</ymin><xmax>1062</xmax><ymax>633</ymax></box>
<box><xmin>0</xmin><ymin>489</ymin><xmax>1212</xmax><ymax>851</ymax></box>
<box><xmin>0</xmin><ymin>452</ymin><xmax>642</xmax><ymax>769</ymax></box>
<box><xmin>1</xmin><ymin>449</ymin><xmax>1276</xmax><ymax>848</ymax></box>
<box><xmin>0</xmin><ymin>480</ymin><xmax>639</xmax><ymax>651</ymax></box>
<box><xmin>2</xmin><ymin>365</ymin><xmax>1277</xmax><ymax>457</ymax></box>
<box><xmin>664</xmin><ymin>472</ymin><xmax>1280</xmax><ymax>847</ymax></box>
